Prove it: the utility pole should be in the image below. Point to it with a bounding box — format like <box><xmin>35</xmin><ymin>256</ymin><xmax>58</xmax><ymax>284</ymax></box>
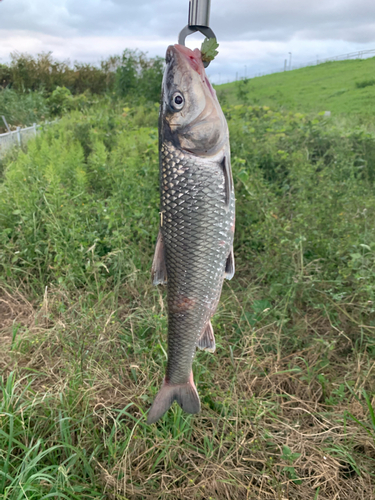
<box><xmin>288</xmin><ymin>52</ymin><xmax>292</xmax><ymax>70</ymax></box>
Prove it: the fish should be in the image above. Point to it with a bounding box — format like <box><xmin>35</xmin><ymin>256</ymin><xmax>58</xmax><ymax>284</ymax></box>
<box><xmin>147</xmin><ymin>44</ymin><xmax>235</xmax><ymax>425</ymax></box>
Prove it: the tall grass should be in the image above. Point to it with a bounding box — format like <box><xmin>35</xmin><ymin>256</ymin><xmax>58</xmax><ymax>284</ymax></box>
<box><xmin>1</xmin><ymin>103</ymin><xmax>375</xmax><ymax>499</ymax></box>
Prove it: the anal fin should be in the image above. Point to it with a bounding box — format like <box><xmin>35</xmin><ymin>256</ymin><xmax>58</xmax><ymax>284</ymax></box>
<box><xmin>151</xmin><ymin>230</ymin><xmax>167</xmax><ymax>285</ymax></box>
<box><xmin>197</xmin><ymin>320</ymin><xmax>216</xmax><ymax>353</ymax></box>
<box><xmin>225</xmin><ymin>247</ymin><xmax>235</xmax><ymax>280</ymax></box>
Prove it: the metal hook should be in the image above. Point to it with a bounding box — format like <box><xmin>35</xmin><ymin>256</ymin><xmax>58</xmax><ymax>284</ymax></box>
<box><xmin>178</xmin><ymin>0</ymin><xmax>217</xmax><ymax>68</ymax></box>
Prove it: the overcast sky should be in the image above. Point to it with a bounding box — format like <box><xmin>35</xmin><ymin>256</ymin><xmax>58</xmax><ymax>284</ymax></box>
<box><xmin>1</xmin><ymin>0</ymin><xmax>375</xmax><ymax>83</ymax></box>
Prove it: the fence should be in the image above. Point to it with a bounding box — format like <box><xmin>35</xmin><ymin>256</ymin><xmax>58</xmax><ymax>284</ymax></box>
<box><xmin>231</xmin><ymin>48</ymin><xmax>375</xmax><ymax>83</ymax></box>
<box><xmin>0</xmin><ymin>123</ymin><xmax>39</xmax><ymax>158</ymax></box>
<box><xmin>294</xmin><ymin>48</ymin><xmax>375</xmax><ymax>70</ymax></box>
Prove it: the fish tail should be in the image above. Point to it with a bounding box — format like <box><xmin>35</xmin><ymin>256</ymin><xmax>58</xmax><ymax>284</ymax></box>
<box><xmin>147</xmin><ymin>372</ymin><xmax>200</xmax><ymax>424</ymax></box>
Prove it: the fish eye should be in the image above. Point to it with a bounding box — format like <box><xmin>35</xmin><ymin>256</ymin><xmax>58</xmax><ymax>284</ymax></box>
<box><xmin>170</xmin><ymin>92</ymin><xmax>184</xmax><ymax>111</ymax></box>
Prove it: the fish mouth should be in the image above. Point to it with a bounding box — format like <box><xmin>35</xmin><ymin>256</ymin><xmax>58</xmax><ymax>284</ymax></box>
<box><xmin>165</xmin><ymin>44</ymin><xmax>216</xmax><ymax>99</ymax></box>
<box><xmin>166</xmin><ymin>44</ymin><xmax>205</xmax><ymax>77</ymax></box>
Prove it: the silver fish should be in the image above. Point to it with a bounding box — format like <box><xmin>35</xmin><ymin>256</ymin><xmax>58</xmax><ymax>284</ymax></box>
<box><xmin>147</xmin><ymin>44</ymin><xmax>235</xmax><ymax>424</ymax></box>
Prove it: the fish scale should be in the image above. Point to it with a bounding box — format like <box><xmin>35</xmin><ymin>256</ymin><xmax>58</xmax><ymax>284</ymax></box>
<box><xmin>161</xmin><ymin>140</ymin><xmax>235</xmax><ymax>384</ymax></box>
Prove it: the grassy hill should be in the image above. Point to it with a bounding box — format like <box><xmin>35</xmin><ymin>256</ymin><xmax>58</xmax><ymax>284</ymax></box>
<box><xmin>217</xmin><ymin>56</ymin><xmax>375</xmax><ymax>117</ymax></box>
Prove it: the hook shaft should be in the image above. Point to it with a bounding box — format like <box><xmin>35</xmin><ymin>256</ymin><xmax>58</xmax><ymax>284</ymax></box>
<box><xmin>188</xmin><ymin>0</ymin><xmax>211</xmax><ymax>27</ymax></box>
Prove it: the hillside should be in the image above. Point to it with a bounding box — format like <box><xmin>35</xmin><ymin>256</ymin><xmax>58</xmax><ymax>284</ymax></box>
<box><xmin>217</xmin><ymin>56</ymin><xmax>375</xmax><ymax>116</ymax></box>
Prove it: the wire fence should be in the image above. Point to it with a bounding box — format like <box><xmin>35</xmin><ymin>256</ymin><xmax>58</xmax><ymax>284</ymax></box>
<box><xmin>294</xmin><ymin>48</ymin><xmax>375</xmax><ymax>70</ymax></box>
<box><xmin>0</xmin><ymin>123</ymin><xmax>39</xmax><ymax>158</ymax></box>
<box><xmin>231</xmin><ymin>47</ymin><xmax>375</xmax><ymax>83</ymax></box>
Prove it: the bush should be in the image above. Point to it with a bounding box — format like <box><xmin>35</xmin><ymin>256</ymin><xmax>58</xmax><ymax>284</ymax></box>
<box><xmin>1</xmin><ymin>50</ymin><xmax>164</xmax><ymax>100</ymax></box>
<box><xmin>227</xmin><ymin>105</ymin><xmax>375</xmax><ymax>301</ymax></box>
<box><xmin>47</xmin><ymin>86</ymin><xmax>73</xmax><ymax>116</ymax></box>
<box><xmin>115</xmin><ymin>50</ymin><xmax>164</xmax><ymax>103</ymax></box>
<box><xmin>0</xmin><ymin>63</ymin><xmax>12</xmax><ymax>89</ymax></box>
<box><xmin>0</xmin><ymin>50</ymin><xmax>164</xmax><ymax>128</ymax></box>
<box><xmin>355</xmin><ymin>79</ymin><xmax>375</xmax><ymax>89</ymax></box>
<box><xmin>0</xmin><ymin>88</ymin><xmax>49</xmax><ymax>131</ymax></box>
<box><xmin>7</xmin><ymin>51</ymin><xmax>113</xmax><ymax>95</ymax></box>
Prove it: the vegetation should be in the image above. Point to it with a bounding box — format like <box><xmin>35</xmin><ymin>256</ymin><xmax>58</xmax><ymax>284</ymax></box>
<box><xmin>0</xmin><ymin>50</ymin><xmax>164</xmax><ymax>132</ymax></box>
<box><xmin>0</xmin><ymin>52</ymin><xmax>116</xmax><ymax>94</ymax></box>
<box><xmin>2</xmin><ymin>50</ymin><xmax>374</xmax><ymax>133</ymax></box>
<box><xmin>218</xmin><ymin>56</ymin><xmax>375</xmax><ymax>117</ymax></box>
<box><xmin>0</xmin><ymin>50</ymin><xmax>163</xmax><ymax>98</ymax></box>
<box><xmin>1</xmin><ymin>93</ymin><xmax>375</xmax><ymax>499</ymax></box>
<box><xmin>0</xmin><ymin>88</ymin><xmax>49</xmax><ymax>130</ymax></box>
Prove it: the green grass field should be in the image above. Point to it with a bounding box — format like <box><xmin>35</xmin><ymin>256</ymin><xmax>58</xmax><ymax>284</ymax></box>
<box><xmin>217</xmin><ymin>56</ymin><xmax>375</xmax><ymax>117</ymax></box>
<box><xmin>1</xmin><ymin>62</ymin><xmax>375</xmax><ymax>499</ymax></box>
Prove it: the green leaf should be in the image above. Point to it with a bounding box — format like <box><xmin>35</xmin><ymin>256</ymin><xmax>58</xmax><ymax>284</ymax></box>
<box><xmin>201</xmin><ymin>38</ymin><xmax>219</xmax><ymax>63</ymax></box>
<box><xmin>252</xmin><ymin>299</ymin><xmax>271</xmax><ymax>314</ymax></box>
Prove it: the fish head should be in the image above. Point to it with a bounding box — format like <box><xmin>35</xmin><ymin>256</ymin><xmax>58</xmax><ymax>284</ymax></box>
<box><xmin>161</xmin><ymin>44</ymin><xmax>227</xmax><ymax>156</ymax></box>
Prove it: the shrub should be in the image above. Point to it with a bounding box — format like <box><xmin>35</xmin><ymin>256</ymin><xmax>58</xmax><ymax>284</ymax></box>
<box><xmin>115</xmin><ymin>49</ymin><xmax>164</xmax><ymax>103</ymax></box>
<box><xmin>355</xmin><ymin>79</ymin><xmax>375</xmax><ymax>89</ymax></box>
<box><xmin>48</xmin><ymin>86</ymin><xmax>73</xmax><ymax>116</ymax></box>
<box><xmin>227</xmin><ymin>105</ymin><xmax>375</xmax><ymax>300</ymax></box>
<box><xmin>0</xmin><ymin>88</ymin><xmax>49</xmax><ymax>130</ymax></box>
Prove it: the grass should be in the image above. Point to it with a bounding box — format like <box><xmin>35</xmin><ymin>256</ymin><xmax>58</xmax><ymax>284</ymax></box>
<box><xmin>216</xmin><ymin>56</ymin><xmax>375</xmax><ymax>117</ymax></box>
<box><xmin>1</xmin><ymin>101</ymin><xmax>375</xmax><ymax>498</ymax></box>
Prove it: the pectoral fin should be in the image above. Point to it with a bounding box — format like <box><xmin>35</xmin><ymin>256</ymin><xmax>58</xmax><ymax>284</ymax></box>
<box><xmin>221</xmin><ymin>156</ymin><xmax>233</xmax><ymax>211</ymax></box>
<box><xmin>151</xmin><ymin>230</ymin><xmax>167</xmax><ymax>285</ymax></box>
<box><xmin>197</xmin><ymin>320</ymin><xmax>216</xmax><ymax>353</ymax></box>
<box><xmin>225</xmin><ymin>247</ymin><xmax>235</xmax><ymax>280</ymax></box>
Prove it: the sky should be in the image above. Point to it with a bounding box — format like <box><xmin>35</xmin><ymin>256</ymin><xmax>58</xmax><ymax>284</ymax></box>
<box><xmin>0</xmin><ymin>0</ymin><xmax>375</xmax><ymax>83</ymax></box>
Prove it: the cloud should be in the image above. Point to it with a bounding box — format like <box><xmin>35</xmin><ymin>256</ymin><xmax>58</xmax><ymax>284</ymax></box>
<box><xmin>211</xmin><ymin>0</ymin><xmax>375</xmax><ymax>42</ymax></box>
<box><xmin>0</xmin><ymin>30</ymin><xmax>169</xmax><ymax>62</ymax></box>
<box><xmin>2</xmin><ymin>0</ymin><xmax>375</xmax><ymax>41</ymax></box>
<box><xmin>1</xmin><ymin>0</ymin><xmax>375</xmax><ymax>80</ymax></box>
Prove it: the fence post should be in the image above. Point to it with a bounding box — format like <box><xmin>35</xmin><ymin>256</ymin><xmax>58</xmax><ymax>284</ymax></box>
<box><xmin>2</xmin><ymin>116</ymin><xmax>11</xmax><ymax>133</ymax></box>
<box><xmin>16</xmin><ymin>127</ymin><xmax>21</xmax><ymax>147</ymax></box>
